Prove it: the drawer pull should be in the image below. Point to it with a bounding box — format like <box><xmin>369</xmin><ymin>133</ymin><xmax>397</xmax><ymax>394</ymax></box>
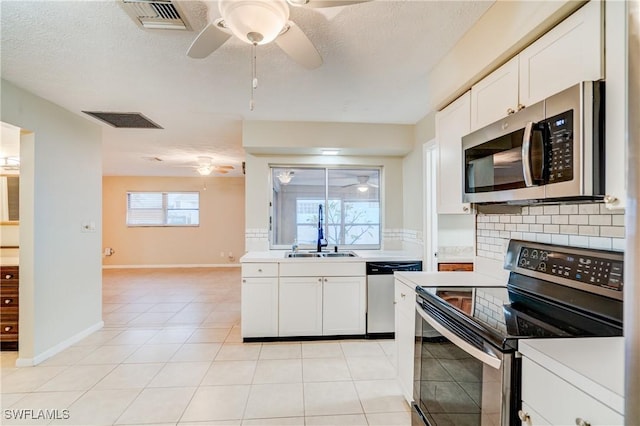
<box><xmin>575</xmin><ymin>418</ymin><xmax>591</xmax><ymax>426</ymax></box>
<box><xmin>4</xmin><ymin>299</ymin><xmax>13</xmax><ymax>304</ymax></box>
<box><xmin>5</xmin><ymin>274</ymin><xmax>13</xmax><ymax>280</ymax></box>
<box><xmin>258</xmin><ymin>269</ymin><xmax>263</xmax><ymax>273</ymax></box>
<box><xmin>4</xmin><ymin>326</ymin><xmax>12</xmax><ymax>332</ymax></box>
<box><xmin>507</xmin><ymin>108</ymin><xmax>516</xmax><ymax>115</ymax></box>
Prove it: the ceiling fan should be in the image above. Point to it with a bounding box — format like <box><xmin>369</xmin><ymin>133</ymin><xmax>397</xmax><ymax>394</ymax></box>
<box><xmin>187</xmin><ymin>0</ymin><xmax>368</xmax><ymax>69</ymax></box>
<box><xmin>343</xmin><ymin>175</ymin><xmax>378</xmax><ymax>192</ymax></box>
<box><xmin>172</xmin><ymin>156</ymin><xmax>234</xmax><ymax>175</ymax></box>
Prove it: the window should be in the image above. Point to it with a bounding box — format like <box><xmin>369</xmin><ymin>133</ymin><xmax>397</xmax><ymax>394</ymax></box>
<box><xmin>271</xmin><ymin>167</ymin><xmax>381</xmax><ymax>249</ymax></box>
<box><xmin>127</xmin><ymin>192</ymin><xmax>199</xmax><ymax>226</ymax></box>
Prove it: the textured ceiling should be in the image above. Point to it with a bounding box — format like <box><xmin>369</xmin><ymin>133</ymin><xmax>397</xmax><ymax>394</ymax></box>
<box><xmin>1</xmin><ymin>0</ymin><xmax>493</xmax><ymax>177</ymax></box>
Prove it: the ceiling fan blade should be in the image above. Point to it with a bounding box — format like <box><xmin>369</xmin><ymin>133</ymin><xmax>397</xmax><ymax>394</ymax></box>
<box><xmin>275</xmin><ymin>21</ymin><xmax>322</xmax><ymax>69</ymax></box>
<box><xmin>187</xmin><ymin>23</ymin><xmax>231</xmax><ymax>59</ymax></box>
<box><xmin>216</xmin><ymin>165</ymin><xmax>234</xmax><ymax>169</ymax></box>
<box><xmin>305</xmin><ymin>0</ymin><xmax>369</xmax><ymax>8</ymax></box>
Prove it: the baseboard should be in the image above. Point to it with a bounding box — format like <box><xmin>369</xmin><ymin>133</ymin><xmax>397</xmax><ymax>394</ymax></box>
<box><xmin>102</xmin><ymin>263</ymin><xmax>240</xmax><ymax>269</ymax></box>
<box><xmin>15</xmin><ymin>321</ymin><xmax>104</xmax><ymax>367</ymax></box>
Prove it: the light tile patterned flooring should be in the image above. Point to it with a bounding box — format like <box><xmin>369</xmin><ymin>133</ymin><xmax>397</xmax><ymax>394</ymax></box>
<box><xmin>1</xmin><ymin>268</ymin><xmax>410</xmax><ymax>425</ymax></box>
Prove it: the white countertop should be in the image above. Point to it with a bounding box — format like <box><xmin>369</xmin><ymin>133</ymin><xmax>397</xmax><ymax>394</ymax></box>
<box><xmin>240</xmin><ymin>250</ymin><xmax>421</xmax><ymax>263</ymax></box>
<box><xmin>395</xmin><ymin>270</ymin><xmax>506</xmax><ymax>287</ymax></box>
<box><xmin>519</xmin><ymin>337</ymin><xmax>625</xmax><ymax>414</ymax></box>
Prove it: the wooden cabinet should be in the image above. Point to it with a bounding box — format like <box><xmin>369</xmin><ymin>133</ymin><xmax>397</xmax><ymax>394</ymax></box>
<box><xmin>436</xmin><ymin>91</ymin><xmax>472</xmax><ymax>215</ymax></box>
<box><xmin>322</xmin><ymin>276</ymin><xmax>366</xmax><ymax>335</ymax></box>
<box><xmin>0</xmin><ymin>266</ymin><xmax>19</xmax><ymax>351</ymax></box>
<box><xmin>521</xmin><ymin>357</ymin><xmax>623</xmax><ymax>425</ymax></box>
<box><xmin>279</xmin><ymin>277</ymin><xmax>323</xmax><ymax>337</ymax></box>
<box><xmin>241</xmin><ymin>263</ymin><xmax>278</xmax><ymax>338</ymax></box>
<box><xmin>437</xmin><ymin>262</ymin><xmax>474</xmax><ymax>272</ymax></box>
<box><xmin>470</xmin><ymin>1</ymin><xmax>603</xmax><ymax>132</ymax></box>
<box><xmin>394</xmin><ymin>277</ymin><xmax>416</xmax><ymax>404</ymax></box>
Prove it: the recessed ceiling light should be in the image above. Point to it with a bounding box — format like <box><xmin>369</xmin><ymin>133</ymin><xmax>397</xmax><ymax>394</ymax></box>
<box><xmin>321</xmin><ymin>149</ymin><xmax>340</xmax><ymax>156</ymax></box>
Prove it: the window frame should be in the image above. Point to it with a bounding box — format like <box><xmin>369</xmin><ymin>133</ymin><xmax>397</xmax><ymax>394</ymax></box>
<box><xmin>126</xmin><ymin>191</ymin><xmax>200</xmax><ymax>227</ymax></box>
<box><xmin>269</xmin><ymin>166</ymin><xmax>382</xmax><ymax>250</ymax></box>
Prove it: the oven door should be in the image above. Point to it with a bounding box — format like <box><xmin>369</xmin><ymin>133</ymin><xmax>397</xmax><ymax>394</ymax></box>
<box><xmin>462</xmin><ymin>101</ymin><xmax>546</xmax><ymax>204</ymax></box>
<box><xmin>412</xmin><ymin>302</ymin><xmax>518</xmax><ymax>426</ymax></box>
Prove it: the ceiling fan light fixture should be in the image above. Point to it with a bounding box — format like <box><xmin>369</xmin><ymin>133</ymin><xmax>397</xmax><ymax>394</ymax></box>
<box><xmin>197</xmin><ymin>165</ymin><xmax>213</xmax><ymax>176</ymax></box>
<box><xmin>357</xmin><ymin>185</ymin><xmax>369</xmax><ymax>193</ymax></box>
<box><xmin>219</xmin><ymin>0</ymin><xmax>289</xmax><ymax>46</ymax></box>
<box><xmin>277</xmin><ymin>170</ymin><xmax>294</xmax><ymax>184</ymax></box>
<box><xmin>286</xmin><ymin>0</ymin><xmax>310</xmax><ymax>6</ymax></box>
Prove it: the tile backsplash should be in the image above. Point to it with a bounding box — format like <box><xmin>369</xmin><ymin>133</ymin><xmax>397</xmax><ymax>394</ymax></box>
<box><xmin>476</xmin><ymin>203</ymin><xmax>625</xmax><ymax>261</ymax></box>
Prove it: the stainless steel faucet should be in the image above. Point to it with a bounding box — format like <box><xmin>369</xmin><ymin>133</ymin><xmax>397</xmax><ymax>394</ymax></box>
<box><xmin>316</xmin><ymin>204</ymin><xmax>328</xmax><ymax>252</ymax></box>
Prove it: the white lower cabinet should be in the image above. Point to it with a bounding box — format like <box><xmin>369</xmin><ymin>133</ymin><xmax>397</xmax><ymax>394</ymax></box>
<box><xmin>395</xmin><ymin>278</ymin><xmax>416</xmax><ymax>404</ymax></box>
<box><xmin>322</xmin><ymin>276</ymin><xmax>366</xmax><ymax>335</ymax></box>
<box><xmin>279</xmin><ymin>277</ymin><xmax>323</xmax><ymax>336</ymax></box>
<box><xmin>521</xmin><ymin>357</ymin><xmax>623</xmax><ymax>426</ymax></box>
<box><xmin>241</xmin><ymin>262</ymin><xmax>279</xmax><ymax>338</ymax></box>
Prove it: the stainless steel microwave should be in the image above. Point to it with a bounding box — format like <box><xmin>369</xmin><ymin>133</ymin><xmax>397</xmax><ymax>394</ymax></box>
<box><xmin>462</xmin><ymin>81</ymin><xmax>605</xmax><ymax>204</ymax></box>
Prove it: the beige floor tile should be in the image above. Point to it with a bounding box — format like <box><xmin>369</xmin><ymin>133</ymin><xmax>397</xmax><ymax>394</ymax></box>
<box><xmin>115</xmin><ymin>303</ymin><xmax>155</xmax><ymax>313</ymax></box>
<box><xmin>128</xmin><ymin>312</ymin><xmax>176</xmax><ymax>326</ymax></box>
<box><xmin>180</xmin><ymin>421</ymin><xmax>241</xmax><ymax>426</ymax></box>
<box><xmin>103</xmin><ymin>303</ymin><xmax>125</xmax><ymax>313</ymax></box>
<box><xmin>148</xmin><ymin>302</ymin><xmax>188</xmax><ymax>313</ymax></box>
<box><xmin>202</xmin><ymin>311</ymin><xmax>240</xmax><ymax>327</ymax></box>
<box><xmin>124</xmin><ymin>343</ymin><xmax>181</xmax><ymax>363</ymax></box>
<box><xmin>301</xmin><ymin>342</ymin><xmax>344</xmax><ymax>359</ymax></box>
<box><xmin>103</xmin><ymin>311</ymin><xmax>142</xmax><ymax>326</ymax></box>
<box><xmin>242</xmin><ymin>417</ymin><xmax>304</xmax><ymax>425</ymax></box>
<box><xmin>39</xmin><ymin>345</ymin><xmax>99</xmax><ymax>366</ymax></box>
<box><xmin>180</xmin><ymin>385</ymin><xmax>250</xmax><ymax>422</ymax></box>
<box><xmin>147</xmin><ymin>328</ymin><xmax>196</xmax><ymax>344</ymax></box>
<box><xmin>224</xmin><ymin>326</ymin><xmax>243</xmax><ymax>343</ymax></box>
<box><xmin>244</xmin><ymin>383</ymin><xmax>304</xmax><ymax>419</ymax></box>
<box><xmin>148</xmin><ymin>362</ymin><xmax>211</xmax><ymax>387</ymax></box>
<box><xmin>170</xmin><ymin>343</ymin><xmax>222</xmax><ymax>362</ymax></box>
<box><xmin>105</xmin><ymin>329</ymin><xmax>160</xmax><ymax>345</ymax></box>
<box><xmin>1</xmin><ymin>393</ymin><xmax>26</xmax><ymax>409</ymax></box>
<box><xmin>94</xmin><ymin>363</ymin><xmax>164</xmax><ymax>390</ymax></box>
<box><xmin>1</xmin><ymin>366</ymin><xmax>67</xmax><ymax>393</ymax></box>
<box><xmin>76</xmin><ymin>344</ymin><xmax>140</xmax><ymax>365</ymax></box>
<box><xmin>346</xmin><ymin>356</ymin><xmax>397</xmax><ymax>380</ymax></box>
<box><xmin>366</xmin><ymin>411</ymin><xmax>411</xmax><ymax>425</ymax></box>
<box><xmin>303</xmin><ymin>358</ymin><xmax>352</xmax><ymax>382</ymax></box>
<box><xmin>354</xmin><ymin>380</ymin><xmax>409</xmax><ymax>414</ymax></box>
<box><xmin>200</xmin><ymin>360</ymin><xmax>257</xmax><ymax>386</ymax></box>
<box><xmin>340</xmin><ymin>341</ymin><xmax>386</xmax><ymax>358</ymax></box>
<box><xmin>5</xmin><ymin>391</ymin><xmax>82</xmax><ymax>425</ymax></box>
<box><xmin>252</xmin><ymin>359</ymin><xmax>302</xmax><ymax>384</ymax></box>
<box><xmin>187</xmin><ymin>328</ymin><xmax>230</xmax><ymax>343</ymax></box>
<box><xmin>304</xmin><ymin>414</ymin><xmax>368</xmax><ymax>425</ymax></box>
<box><xmin>215</xmin><ymin>344</ymin><xmax>261</xmax><ymax>361</ymax></box>
<box><xmin>166</xmin><ymin>311</ymin><xmax>209</xmax><ymax>325</ymax></box>
<box><xmin>115</xmin><ymin>387</ymin><xmax>196</xmax><ymax>424</ymax></box>
<box><xmin>37</xmin><ymin>364</ymin><xmax>116</xmax><ymax>391</ymax></box>
<box><xmin>303</xmin><ymin>381</ymin><xmax>363</xmax><ymax>417</ymax></box>
<box><xmin>73</xmin><ymin>329</ymin><xmax>123</xmax><ymax>346</ymax></box>
<box><xmin>51</xmin><ymin>389</ymin><xmax>140</xmax><ymax>425</ymax></box>
<box><xmin>258</xmin><ymin>343</ymin><xmax>301</xmax><ymax>360</ymax></box>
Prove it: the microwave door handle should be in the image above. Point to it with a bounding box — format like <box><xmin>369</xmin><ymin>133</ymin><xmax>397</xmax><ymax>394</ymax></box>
<box><xmin>522</xmin><ymin>121</ymin><xmax>535</xmax><ymax>187</ymax></box>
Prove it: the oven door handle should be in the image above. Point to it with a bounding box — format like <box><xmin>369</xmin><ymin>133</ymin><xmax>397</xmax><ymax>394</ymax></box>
<box><xmin>416</xmin><ymin>303</ymin><xmax>502</xmax><ymax>370</ymax></box>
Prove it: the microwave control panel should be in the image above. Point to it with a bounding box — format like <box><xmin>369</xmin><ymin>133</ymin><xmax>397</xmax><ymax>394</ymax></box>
<box><xmin>545</xmin><ymin>110</ymin><xmax>574</xmax><ymax>183</ymax></box>
<box><xmin>517</xmin><ymin>246</ymin><xmax>623</xmax><ymax>291</ymax></box>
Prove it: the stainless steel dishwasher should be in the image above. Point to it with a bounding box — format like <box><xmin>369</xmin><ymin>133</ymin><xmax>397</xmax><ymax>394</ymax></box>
<box><xmin>366</xmin><ymin>261</ymin><xmax>422</xmax><ymax>338</ymax></box>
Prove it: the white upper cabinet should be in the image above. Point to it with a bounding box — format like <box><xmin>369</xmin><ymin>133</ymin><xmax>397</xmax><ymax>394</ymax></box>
<box><xmin>471</xmin><ymin>1</ymin><xmax>603</xmax><ymax>133</ymax></box>
<box><xmin>518</xmin><ymin>0</ymin><xmax>603</xmax><ymax>107</ymax></box>
<box><xmin>470</xmin><ymin>57</ymin><xmax>520</xmax><ymax>131</ymax></box>
<box><xmin>436</xmin><ymin>91</ymin><xmax>472</xmax><ymax>215</ymax></box>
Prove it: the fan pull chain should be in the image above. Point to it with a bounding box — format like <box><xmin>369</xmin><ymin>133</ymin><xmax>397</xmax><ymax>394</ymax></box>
<box><xmin>250</xmin><ymin>43</ymin><xmax>258</xmax><ymax>111</ymax></box>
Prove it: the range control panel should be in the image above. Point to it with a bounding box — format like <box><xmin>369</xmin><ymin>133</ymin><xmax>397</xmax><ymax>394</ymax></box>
<box><xmin>517</xmin><ymin>246</ymin><xmax>623</xmax><ymax>291</ymax></box>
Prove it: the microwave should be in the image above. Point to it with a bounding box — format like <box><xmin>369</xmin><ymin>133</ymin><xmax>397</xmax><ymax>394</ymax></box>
<box><xmin>462</xmin><ymin>81</ymin><xmax>605</xmax><ymax>204</ymax></box>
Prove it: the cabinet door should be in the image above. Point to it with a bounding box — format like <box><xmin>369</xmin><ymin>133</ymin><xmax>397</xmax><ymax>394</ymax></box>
<box><xmin>519</xmin><ymin>0</ymin><xmax>602</xmax><ymax>107</ymax></box>
<box><xmin>279</xmin><ymin>277</ymin><xmax>323</xmax><ymax>336</ymax></box>
<box><xmin>241</xmin><ymin>277</ymin><xmax>278</xmax><ymax>338</ymax></box>
<box><xmin>470</xmin><ymin>57</ymin><xmax>520</xmax><ymax>131</ymax></box>
<box><xmin>322</xmin><ymin>276</ymin><xmax>366</xmax><ymax>335</ymax></box>
<box><xmin>395</xmin><ymin>279</ymin><xmax>416</xmax><ymax>403</ymax></box>
<box><xmin>436</xmin><ymin>91</ymin><xmax>472</xmax><ymax>214</ymax></box>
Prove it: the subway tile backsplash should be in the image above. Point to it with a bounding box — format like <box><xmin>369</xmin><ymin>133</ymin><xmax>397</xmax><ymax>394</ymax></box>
<box><xmin>476</xmin><ymin>203</ymin><xmax>625</xmax><ymax>261</ymax></box>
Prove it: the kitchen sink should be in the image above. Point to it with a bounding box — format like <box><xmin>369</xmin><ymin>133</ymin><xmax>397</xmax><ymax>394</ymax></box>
<box><xmin>285</xmin><ymin>251</ymin><xmax>357</xmax><ymax>258</ymax></box>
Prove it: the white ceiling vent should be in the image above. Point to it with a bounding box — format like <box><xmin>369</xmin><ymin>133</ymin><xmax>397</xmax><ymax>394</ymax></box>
<box><xmin>120</xmin><ymin>0</ymin><xmax>191</xmax><ymax>31</ymax></box>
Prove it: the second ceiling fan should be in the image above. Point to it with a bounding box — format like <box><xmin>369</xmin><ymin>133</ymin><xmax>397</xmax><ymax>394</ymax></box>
<box><xmin>187</xmin><ymin>0</ymin><xmax>368</xmax><ymax>69</ymax></box>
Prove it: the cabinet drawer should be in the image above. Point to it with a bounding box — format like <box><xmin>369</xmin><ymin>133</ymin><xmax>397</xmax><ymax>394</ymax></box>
<box><xmin>522</xmin><ymin>358</ymin><xmax>623</xmax><ymax>425</ymax></box>
<box><xmin>242</xmin><ymin>263</ymin><xmax>278</xmax><ymax>277</ymax></box>
<box><xmin>437</xmin><ymin>262</ymin><xmax>474</xmax><ymax>272</ymax></box>
<box><xmin>0</xmin><ymin>321</ymin><xmax>18</xmax><ymax>340</ymax></box>
<box><xmin>0</xmin><ymin>266</ymin><xmax>19</xmax><ymax>281</ymax></box>
<box><xmin>279</xmin><ymin>261</ymin><xmax>364</xmax><ymax>277</ymax></box>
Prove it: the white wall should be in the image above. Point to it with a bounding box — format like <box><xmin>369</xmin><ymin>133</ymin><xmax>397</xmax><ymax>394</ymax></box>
<box><xmin>1</xmin><ymin>79</ymin><xmax>103</xmax><ymax>364</ymax></box>
<box><xmin>438</xmin><ymin>214</ymin><xmax>475</xmax><ymax>247</ymax></box>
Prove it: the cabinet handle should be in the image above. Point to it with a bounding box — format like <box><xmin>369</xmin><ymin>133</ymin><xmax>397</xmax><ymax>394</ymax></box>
<box><xmin>324</xmin><ymin>278</ymin><xmax>328</xmax><ymax>282</ymax></box>
<box><xmin>3</xmin><ymin>326</ymin><xmax>12</xmax><ymax>332</ymax></box>
<box><xmin>318</xmin><ymin>278</ymin><xmax>322</xmax><ymax>282</ymax></box>
<box><xmin>517</xmin><ymin>410</ymin><xmax>531</xmax><ymax>424</ymax></box>
<box><xmin>507</xmin><ymin>108</ymin><xmax>516</xmax><ymax>115</ymax></box>
<box><xmin>517</xmin><ymin>103</ymin><xmax>526</xmax><ymax>111</ymax></box>
<box><xmin>400</xmin><ymin>293</ymin><xmax>406</xmax><ymax>299</ymax></box>
<box><xmin>242</xmin><ymin>279</ymin><xmax>246</xmax><ymax>283</ymax></box>
<box><xmin>575</xmin><ymin>418</ymin><xmax>591</xmax><ymax>426</ymax></box>
<box><xmin>604</xmin><ymin>195</ymin><xmax>618</xmax><ymax>205</ymax></box>
<box><xmin>5</xmin><ymin>274</ymin><xmax>13</xmax><ymax>280</ymax></box>
<box><xmin>258</xmin><ymin>269</ymin><xmax>263</xmax><ymax>273</ymax></box>
<box><xmin>463</xmin><ymin>206</ymin><xmax>469</xmax><ymax>212</ymax></box>
<box><xmin>4</xmin><ymin>299</ymin><xmax>12</xmax><ymax>304</ymax></box>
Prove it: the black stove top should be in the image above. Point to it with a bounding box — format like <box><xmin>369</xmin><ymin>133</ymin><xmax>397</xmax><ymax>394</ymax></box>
<box><xmin>416</xmin><ymin>240</ymin><xmax>624</xmax><ymax>353</ymax></box>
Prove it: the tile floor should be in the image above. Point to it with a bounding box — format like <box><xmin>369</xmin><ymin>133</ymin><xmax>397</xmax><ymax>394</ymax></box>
<box><xmin>1</xmin><ymin>268</ymin><xmax>410</xmax><ymax>426</ymax></box>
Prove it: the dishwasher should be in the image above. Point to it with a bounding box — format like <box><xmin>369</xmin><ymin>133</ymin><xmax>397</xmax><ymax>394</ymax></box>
<box><xmin>366</xmin><ymin>261</ymin><xmax>422</xmax><ymax>338</ymax></box>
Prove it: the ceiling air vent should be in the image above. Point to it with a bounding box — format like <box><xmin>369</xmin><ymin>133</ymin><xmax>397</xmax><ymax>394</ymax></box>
<box><xmin>120</xmin><ymin>0</ymin><xmax>191</xmax><ymax>30</ymax></box>
<box><xmin>82</xmin><ymin>111</ymin><xmax>163</xmax><ymax>129</ymax></box>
